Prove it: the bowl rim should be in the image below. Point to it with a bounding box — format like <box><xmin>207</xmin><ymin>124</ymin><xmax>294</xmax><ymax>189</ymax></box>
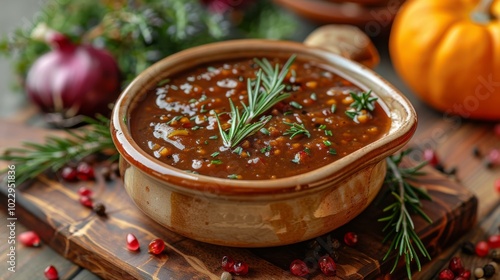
<box><xmin>111</xmin><ymin>39</ymin><xmax>417</xmax><ymax>195</ymax></box>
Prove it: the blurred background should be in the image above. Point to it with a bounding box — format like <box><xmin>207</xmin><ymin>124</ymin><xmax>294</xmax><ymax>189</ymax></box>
<box><xmin>0</xmin><ymin>0</ymin><xmax>43</xmax><ymax>117</ymax></box>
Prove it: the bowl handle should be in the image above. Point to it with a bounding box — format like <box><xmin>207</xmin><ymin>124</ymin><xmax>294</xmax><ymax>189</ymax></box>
<box><xmin>303</xmin><ymin>24</ymin><xmax>379</xmax><ymax>69</ymax></box>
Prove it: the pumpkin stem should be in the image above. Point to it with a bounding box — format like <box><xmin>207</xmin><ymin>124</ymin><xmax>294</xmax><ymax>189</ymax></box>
<box><xmin>471</xmin><ymin>0</ymin><xmax>495</xmax><ymax>23</ymax></box>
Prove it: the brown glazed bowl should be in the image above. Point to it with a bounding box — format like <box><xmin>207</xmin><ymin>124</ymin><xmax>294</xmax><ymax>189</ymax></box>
<box><xmin>110</xmin><ymin>39</ymin><xmax>417</xmax><ymax>247</ymax></box>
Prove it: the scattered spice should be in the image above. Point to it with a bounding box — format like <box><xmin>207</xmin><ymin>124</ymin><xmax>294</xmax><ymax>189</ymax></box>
<box><xmin>93</xmin><ymin>203</ymin><xmax>106</xmax><ymax>216</ymax></box>
<box><xmin>18</xmin><ymin>231</ymin><xmax>41</xmax><ymax>247</ymax></box>
<box><xmin>289</xmin><ymin>259</ymin><xmax>309</xmax><ymax>277</ymax></box>
<box><xmin>126</xmin><ymin>233</ymin><xmax>140</xmax><ymax>251</ymax></box>
<box><xmin>461</xmin><ymin>241</ymin><xmax>476</xmax><ymax>255</ymax></box>
<box><xmin>44</xmin><ymin>265</ymin><xmax>59</xmax><ymax>280</ymax></box>
<box><xmin>148</xmin><ymin>238</ymin><xmax>166</xmax><ymax>255</ymax></box>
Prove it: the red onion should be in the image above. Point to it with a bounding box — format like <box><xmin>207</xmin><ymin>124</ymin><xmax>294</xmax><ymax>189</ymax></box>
<box><xmin>25</xmin><ymin>24</ymin><xmax>121</xmax><ymax>120</ymax></box>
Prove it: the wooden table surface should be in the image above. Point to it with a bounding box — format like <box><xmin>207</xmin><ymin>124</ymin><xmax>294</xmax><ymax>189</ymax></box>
<box><xmin>1</xmin><ymin>27</ymin><xmax>499</xmax><ymax>280</ymax></box>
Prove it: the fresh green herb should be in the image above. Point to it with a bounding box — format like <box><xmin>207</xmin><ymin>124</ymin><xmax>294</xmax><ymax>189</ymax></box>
<box><xmin>204</xmin><ymin>140</ymin><xmax>208</xmax><ymax>145</ymax></box>
<box><xmin>191</xmin><ymin>126</ymin><xmax>201</xmax><ymax>131</ymax></box>
<box><xmin>328</xmin><ymin>148</ymin><xmax>337</xmax><ymax>155</ymax></box>
<box><xmin>200</xmin><ymin>105</ymin><xmax>208</xmax><ymax>113</ymax></box>
<box><xmin>260</xmin><ymin>146</ymin><xmax>271</xmax><ymax>153</ymax></box>
<box><xmin>211</xmin><ymin>159</ymin><xmax>223</xmax><ymax>165</ymax></box>
<box><xmin>232</xmin><ymin>147</ymin><xmax>243</xmax><ymax>155</ymax></box>
<box><xmin>189</xmin><ymin>98</ymin><xmax>197</xmax><ymax>103</ymax></box>
<box><xmin>331</xmin><ymin>104</ymin><xmax>336</xmax><ymax>113</ymax></box>
<box><xmin>283</xmin><ymin>111</ymin><xmax>293</xmax><ymax>116</ymax></box>
<box><xmin>323</xmin><ymin>140</ymin><xmax>332</xmax><ymax>146</ymax></box>
<box><xmin>167</xmin><ymin>115</ymin><xmax>182</xmax><ymax>125</ymax></box>
<box><xmin>379</xmin><ymin>150</ymin><xmax>432</xmax><ymax>279</ymax></box>
<box><xmin>227</xmin><ymin>174</ymin><xmax>239</xmax><ymax>179</ymax></box>
<box><xmin>207</xmin><ymin>66</ymin><xmax>217</xmax><ymax>72</ymax></box>
<box><xmin>211</xmin><ymin>152</ymin><xmax>220</xmax><ymax>157</ymax></box>
<box><xmin>157</xmin><ymin>78</ymin><xmax>170</xmax><ymax>86</ymax></box>
<box><xmin>260</xmin><ymin>127</ymin><xmax>270</xmax><ymax>135</ymax></box>
<box><xmin>324</xmin><ymin>130</ymin><xmax>333</xmax><ymax>136</ymax></box>
<box><xmin>345</xmin><ymin>110</ymin><xmax>358</xmax><ymax>119</ymax></box>
<box><xmin>350</xmin><ymin>90</ymin><xmax>378</xmax><ymax>111</ymax></box>
<box><xmin>209</xmin><ymin>135</ymin><xmax>218</xmax><ymax>140</ymax></box>
<box><xmin>310</xmin><ymin>93</ymin><xmax>317</xmax><ymax>101</ymax></box>
<box><xmin>215</xmin><ymin>55</ymin><xmax>296</xmax><ymax>147</ymax></box>
<box><xmin>290</xmin><ymin>101</ymin><xmax>303</xmax><ymax>109</ymax></box>
<box><xmin>283</xmin><ymin>121</ymin><xmax>311</xmax><ymax>139</ymax></box>
<box><xmin>304</xmin><ymin>147</ymin><xmax>311</xmax><ymax>155</ymax></box>
<box><xmin>0</xmin><ymin>116</ymin><xmax>117</xmax><ymax>184</ymax></box>
<box><xmin>318</xmin><ymin>124</ymin><xmax>326</xmax><ymax>130</ymax></box>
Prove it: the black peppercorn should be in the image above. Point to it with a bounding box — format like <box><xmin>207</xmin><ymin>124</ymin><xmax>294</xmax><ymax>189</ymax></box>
<box><xmin>483</xmin><ymin>264</ymin><xmax>495</xmax><ymax>278</ymax></box>
<box><xmin>93</xmin><ymin>203</ymin><xmax>106</xmax><ymax>216</ymax></box>
<box><xmin>490</xmin><ymin>249</ymin><xmax>500</xmax><ymax>263</ymax></box>
<box><xmin>461</xmin><ymin>241</ymin><xmax>476</xmax><ymax>255</ymax></box>
<box><xmin>472</xmin><ymin>146</ymin><xmax>481</xmax><ymax>157</ymax></box>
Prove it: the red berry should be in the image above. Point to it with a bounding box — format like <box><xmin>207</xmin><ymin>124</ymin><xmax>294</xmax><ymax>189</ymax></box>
<box><xmin>148</xmin><ymin>238</ymin><xmax>165</xmax><ymax>255</ymax></box>
<box><xmin>289</xmin><ymin>259</ymin><xmax>309</xmax><ymax>277</ymax></box>
<box><xmin>495</xmin><ymin>178</ymin><xmax>500</xmax><ymax>193</ymax></box>
<box><xmin>18</xmin><ymin>231</ymin><xmax>40</xmax><ymax>247</ymax></box>
<box><xmin>77</xmin><ymin>186</ymin><xmax>93</xmax><ymax>197</ymax></box>
<box><xmin>475</xmin><ymin>241</ymin><xmax>490</xmax><ymax>257</ymax></box>
<box><xmin>423</xmin><ymin>149</ymin><xmax>439</xmax><ymax>167</ymax></box>
<box><xmin>438</xmin><ymin>269</ymin><xmax>454</xmax><ymax>280</ymax></box>
<box><xmin>44</xmin><ymin>265</ymin><xmax>59</xmax><ymax>280</ymax></box>
<box><xmin>448</xmin><ymin>256</ymin><xmax>464</xmax><ymax>275</ymax></box>
<box><xmin>79</xmin><ymin>196</ymin><xmax>93</xmax><ymax>208</ymax></box>
<box><xmin>318</xmin><ymin>255</ymin><xmax>337</xmax><ymax>276</ymax></box>
<box><xmin>233</xmin><ymin>261</ymin><xmax>249</xmax><ymax>276</ymax></box>
<box><xmin>459</xmin><ymin>269</ymin><xmax>471</xmax><ymax>280</ymax></box>
<box><xmin>126</xmin><ymin>233</ymin><xmax>140</xmax><ymax>251</ymax></box>
<box><xmin>488</xmin><ymin>234</ymin><xmax>500</xmax><ymax>249</ymax></box>
<box><xmin>61</xmin><ymin>166</ymin><xmax>77</xmax><ymax>181</ymax></box>
<box><xmin>344</xmin><ymin>232</ymin><xmax>358</xmax><ymax>246</ymax></box>
<box><xmin>221</xmin><ymin>255</ymin><xmax>235</xmax><ymax>272</ymax></box>
<box><xmin>76</xmin><ymin>162</ymin><xmax>95</xmax><ymax>181</ymax></box>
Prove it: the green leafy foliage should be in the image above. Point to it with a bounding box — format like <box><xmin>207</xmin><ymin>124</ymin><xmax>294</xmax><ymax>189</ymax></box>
<box><xmin>0</xmin><ymin>0</ymin><xmax>296</xmax><ymax>89</ymax></box>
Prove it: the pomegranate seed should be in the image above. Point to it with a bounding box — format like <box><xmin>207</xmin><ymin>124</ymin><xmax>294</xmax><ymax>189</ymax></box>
<box><xmin>494</xmin><ymin>178</ymin><xmax>500</xmax><ymax>193</ymax></box>
<box><xmin>78</xmin><ymin>186</ymin><xmax>93</xmax><ymax>196</ymax></box>
<box><xmin>459</xmin><ymin>269</ymin><xmax>471</xmax><ymax>280</ymax></box>
<box><xmin>233</xmin><ymin>260</ymin><xmax>249</xmax><ymax>276</ymax></box>
<box><xmin>126</xmin><ymin>233</ymin><xmax>140</xmax><ymax>251</ymax></box>
<box><xmin>79</xmin><ymin>196</ymin><xmax>93</xmax><ymax>208</ymax></box>
<box><xmin>148</xmin><ymin>238</ymin><xmax>165</xmax><ymax>255</ymax></box>
<box><xmin>61</xmin><ymin>166</ymin><xmax>77</xmax><ymax>181</ymax></box>
<box><xmin>318</xmin><ymin>255</ymin><xmax>337</xmax><ymax>276</ymax></box>
<box><xmin>344</xmin><ymin>232</ymin><xmax>358</xmax><ymax>246</ymax></box>
<box><xmin>454</xmin><ymin>277</ymin><xmax>467</xmax><ymax>280</ymax></box>
<box><xmin>448</xmin><ymin>256</ymin><xmax>464</xmax><ymax>275</ymax></box>
<box><xmin>494</xmin><ymin>123</ymin><xmax>500</xmax><ymax>138</ymax></box>
<box><xmin>487</xmin><ymin>149</ymin><xmax>500</xmax><ymax>165</ymax></box>
<box><xmin>438</xmin><ymin>269</ymin><xmax>454</xmax><ymax>280</ymax></box>
<box><xmin>76</xmin><ymin>162</ymin><xmax>95</xmax><ymax>181</ymax></box>
<box><xmin>221</xmin><ymin>255</ymin><xmax>235</xmax><ymax>272</ymax></box>
<box><xmin>44</xmin><ymin>265</ymin><xmax>59</xmax><ymax>280</ymax></box>
<box><xmin>475</xmin><ymin>241</ymin><xmax>490</xmax><ymax>257</ymax></box>
<box><xmin>423</xmin><ymin>149</ymin><xmax>439</xmax><ymax>167</ymax></box>
<box><xmin>289</xmin><ymin>259</ymin><xmax>309</xmax><ymax>277</ymax></box>
<box><xmin>488</xmin><ymin>234</ymin><xmax>500</xmax><ymax>249</ymax></box>
<box><xmin>18</xmin><ymin>231</ymin><xmax>40</xmax><ymax>247</ymax></box>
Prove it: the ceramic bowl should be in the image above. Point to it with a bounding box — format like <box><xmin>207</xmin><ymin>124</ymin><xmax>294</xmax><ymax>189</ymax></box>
<box><xmin>110</xmin><ymin>39</ymin><xmax>417</xmax><ymax>247</ymax></box>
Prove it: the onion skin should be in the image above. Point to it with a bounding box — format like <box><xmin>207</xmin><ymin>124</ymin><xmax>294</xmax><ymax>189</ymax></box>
<box><xmin>25</xmin><ymin>31</ymin><xmax>121</xmax><ymax>118</ymax></box>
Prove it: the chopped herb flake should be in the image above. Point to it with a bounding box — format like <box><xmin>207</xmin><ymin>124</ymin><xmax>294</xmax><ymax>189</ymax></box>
<box><xmin>283</xmin><ymin>121</ymin><xmax>311</xmax><ymax>139</ymax></box>
<box><xmin>157</xmin><ymin>78</ymin><xmax>170</xmax><ymax>86</ymax></box>
<box><xmin>290</xmin><ymin>101</ymin><xmax>303</xmax><ymax>109</ymax></box>
<box><xmin>323</xmin><ymin>140</ymin><xmax>332</xmax><ymax>146</ymax></box>
<box><xmin>260</xmin><ymin>146</ymin><xmax>271</xmax><ymax>153</ymax></box>
<box><xmin>331</xmin><ymin>104</ymin><xmax>336</xmax><ymax>113</ymax></box>
<box><xmin>209</xmin><ymin>135</ymin><xmax>218</xmax><ymax>140</ymax></box>
<box><xmin>211</xmin><ymin>152</ymin><xmax>220</xmax><ymax>157</ymax></box>
<box><xmin>228</xmin><ymin>174</ymin><xmax>239</xmax><ymax>179</ymax></box>
<box><xmin>191</xmin><ymin>126</ymin><xmax>201</xmax><ymax>131</ymax></box>
<box><xmin>260</xmin><ymin>127</ymin><xmax>270</xmax><ymax>135</ymax></box>
<box><xmin>329</xmin><ymin>148</ymin><xmax>337</xmax><ymax>155</ymax></box>
<box><xmin>233</xmin><ymin>147</ymin><xmax>243</xmax><ymax>155</ymax></box>
<box><xmin>310</xmin><ymin>93</ymin><xmax>317</xmax><ymax>101</ymax></box>
<box><xmin>325</xmin><ymin>130</ymin><xmax>333</xmax><ymax>136</ymax></box>
<box><xmin>211</xmin><ymin>159</ymin><xmax>223</xmax><ymax>165</ymax></box>
<box><xmin>318</xmin><ymin>124</ymin><xmax>326</xmax><ymax>130</ymax></box>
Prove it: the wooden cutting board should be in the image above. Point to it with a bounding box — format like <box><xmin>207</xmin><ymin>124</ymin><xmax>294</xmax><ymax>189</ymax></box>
<box><xmin>0</xmin><ymin>123</ymin><xmax>477</xmax><ymax>279</ymax></box>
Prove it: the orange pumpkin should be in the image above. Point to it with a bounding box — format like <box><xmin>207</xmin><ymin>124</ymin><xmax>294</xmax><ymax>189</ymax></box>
<box><xmin>390</xmin><ymin>0</ymin><xmax>500</xmax><ymax>120</ymax></box>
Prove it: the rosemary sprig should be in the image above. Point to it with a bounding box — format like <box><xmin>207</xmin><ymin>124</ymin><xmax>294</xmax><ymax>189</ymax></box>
<box><xmin>345</xmin><ymin>90</ymin><xmax>378</xmax><ymax>119</ymax></box>
<box><xmin>215</xmin><ymin>55</ymin><xmax>295</xmax><ymax>148</ymax></box>
<box><xmin>380</xmin><ymin>150</ymin><xmax>432</xmax><ymax>279</ymax></box>
<box><xmin>283</xmin><ymin>121</ymin><xmax>311</xmax><ymax>139</ymax></box>
<box><xmin>0</xmin><ymin>116</ymin><xmax>117</xmax><ymax>184</ymax></box>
